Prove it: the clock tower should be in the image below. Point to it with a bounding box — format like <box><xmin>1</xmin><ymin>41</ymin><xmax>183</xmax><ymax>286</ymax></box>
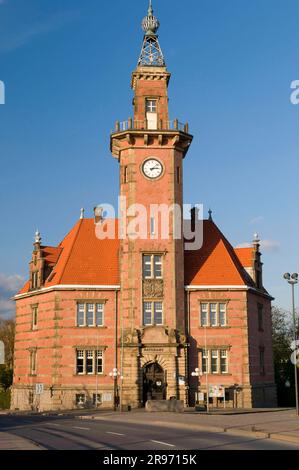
<box><xmin>110</xmin><ymin>1</ymin><xmax>193</xmax><ymax>407</ymax></box>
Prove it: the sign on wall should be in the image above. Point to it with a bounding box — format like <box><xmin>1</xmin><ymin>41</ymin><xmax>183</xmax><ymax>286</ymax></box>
<box><xmin>209</xmin><ymin>385</ymin><xmax>225</xmax><ymax>398</ymax></box>
<box><xmin>35</xmin><ymin>384</ymin><xmax>44</xmax><ymax>395</ymax></box>
<box><xmin>0</xmin><ymin>341</ymin><xmax>4</xmax><ymax>365</ymax></box>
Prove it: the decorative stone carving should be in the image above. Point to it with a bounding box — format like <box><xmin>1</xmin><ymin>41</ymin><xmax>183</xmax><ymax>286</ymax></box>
<box><xmin>143</xmin><ymin>279</ymin><xmax>164</xmax><ymax>298</ymax></box>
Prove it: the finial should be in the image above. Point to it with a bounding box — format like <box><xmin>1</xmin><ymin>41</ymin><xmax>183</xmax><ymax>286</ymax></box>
<box><xmin>142</xmin><ymin>0</ymin><xmax>160</xmax><ymax>36</ymax></box>
<box><xmin>208</xmin><ymin>209</ymin><xmax>213</xmax><ymax>221</ymax></box>
<box><xmin>253</xmin><ymin>233</ymin><xmax>260</xmax><ymax>244</ymax></box>
<box><xmin>80</xmin><ymin>208</ymin><xmax>85</xmax><ymax>220</ymax></box>
<box><xmin>34</xmin><ymin>230</ymin><xmax>41</xmax><ymax>245</ymax></box>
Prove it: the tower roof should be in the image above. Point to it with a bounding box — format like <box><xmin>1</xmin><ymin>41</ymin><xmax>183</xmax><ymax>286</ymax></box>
<box><xmin>138</xmin><ymin>1</ymin><xmax>165</xmax><ymax>67</ymax></box>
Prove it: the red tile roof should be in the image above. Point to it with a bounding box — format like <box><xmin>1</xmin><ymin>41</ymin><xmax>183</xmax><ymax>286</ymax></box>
<box><xmin>18</xmin><ymin>218</ymin><xmax>255</xmax><ymax>294</ymax></box>
<box><xmin>234</xmin><ymin>247</ymin><xmax>254</xmax><ymax>268</ymax></box>
<box><xmin>184</xmin><ymin>220</ymin><xmax>254</xmax><ymax>286</ymax></box>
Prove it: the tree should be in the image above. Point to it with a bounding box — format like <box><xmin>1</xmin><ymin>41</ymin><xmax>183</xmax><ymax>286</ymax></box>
<box><xmin>272</xmin><ymin>306</ymin><xmax>296</xmax><ymax>406</ymax></box>
<box><xmin>0</xmin><ymin>318</ymin><xmax>15</xmax><ymax>369</ymax></box>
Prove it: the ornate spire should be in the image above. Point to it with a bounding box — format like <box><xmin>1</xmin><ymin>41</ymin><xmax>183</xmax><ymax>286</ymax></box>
<box><xmin>138</xmin><ymin>1</ymin><xmax>165</xmax><ymax>67</ymax></box>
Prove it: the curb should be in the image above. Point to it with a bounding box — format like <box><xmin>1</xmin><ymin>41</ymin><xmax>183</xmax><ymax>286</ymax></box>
<box><xmin>78</xmin><ymin>414</ymin><xmax>299</xmax><ymax>446</ymax></box>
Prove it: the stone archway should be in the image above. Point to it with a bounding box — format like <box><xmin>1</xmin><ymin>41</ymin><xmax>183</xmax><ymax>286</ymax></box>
<box><xmin>142</xmin><ymin>362</ymin><xmax>166</xmax><ymax>405</ymax></box>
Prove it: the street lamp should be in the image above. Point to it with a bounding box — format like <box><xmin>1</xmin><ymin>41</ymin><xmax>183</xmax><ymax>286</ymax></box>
<box><xmin>109</xmin><ymin>368</ymin><xmax>123</xmax><ymax>411</ymax></box>
<box><xmin>191</xmin><ymin>368</ymin><xmax>202</xmax><ymax>406</ymax></box>
<box><xmin>283</xmin><ymin>272</ymin><xmax>299</xmax><ymax>416</ymax></box>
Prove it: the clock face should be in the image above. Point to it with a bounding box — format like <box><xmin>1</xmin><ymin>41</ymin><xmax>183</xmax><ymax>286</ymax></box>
<box><xmin>142</xmin><ymin>159</ymin><xmax>163</xmax><ymax>179</ymax></box>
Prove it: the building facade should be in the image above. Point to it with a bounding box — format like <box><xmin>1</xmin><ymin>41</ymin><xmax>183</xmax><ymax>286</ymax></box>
<box><xmin>11</xmin><ymin>3</ymin><xmax>277</xmax><ymax>411</ymax></box>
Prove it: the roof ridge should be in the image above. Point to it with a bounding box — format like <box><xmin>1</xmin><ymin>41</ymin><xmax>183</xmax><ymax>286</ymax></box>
<box><xmin>56</xmin><ymin>219</ymin><xmax>83</xmax><ymax>284</ymax></box>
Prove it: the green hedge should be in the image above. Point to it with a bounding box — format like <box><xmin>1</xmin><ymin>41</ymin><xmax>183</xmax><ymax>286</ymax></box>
<box><xmin>0</xmin><ymin>390</ymin><xmax>11</xmax><ymax>410</ymax></box>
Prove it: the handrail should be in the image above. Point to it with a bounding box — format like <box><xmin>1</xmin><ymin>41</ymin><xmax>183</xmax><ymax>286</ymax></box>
<box><xmin>114</xmin><ymin>119</ymin><xmax>189</xmax><ymax>134</ymax></box>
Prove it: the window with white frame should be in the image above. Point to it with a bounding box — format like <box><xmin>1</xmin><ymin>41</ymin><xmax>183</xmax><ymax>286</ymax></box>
<box><xmin>201</xmin><ymin>349</ymin><xmax>229</xmax><ymax>375</ymax></box>
<box><xmin>142</xmin><ymin>254</ymin><xmax>163</xmax><ymax>279</ymax></box>
<box><xmin>32</xmin><ymin>305</ymin><xmax>38</xmax><ymax>330</ymax></box>
<box><xmin>76</xmin><ymin>349</ymin><xmax>104</xmax><ymax>375</ymax></box>
<box><xmin>143</xmin><ymin>301</ymin><xmax>163</xmax><ymax>326</ymax></box>
<box><xmin>146</xmin><ymin>99</ymin><xmax>157</xmax><ymax>113</ymax></box>
<box><xmin>76</xmin><ymin>303</ymin><xmax>104</xmax><ymax>327</ymax></box>
<box><xmin>200</xmin><ymin>303</ymin><xmax>227</xmax><ymax>327</ymax></box>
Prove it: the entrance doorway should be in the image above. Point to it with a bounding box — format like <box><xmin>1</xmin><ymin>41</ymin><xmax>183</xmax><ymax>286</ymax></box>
<box><xmin>143</xmin><ymin>362</ymin><xmax>166</xmax><ymax>405</ymax></box>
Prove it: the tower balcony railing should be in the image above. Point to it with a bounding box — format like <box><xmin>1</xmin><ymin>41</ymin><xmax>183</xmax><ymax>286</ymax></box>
<box><xmin>113</xmin><ymin>119</ymin><xmax>189</xmax><ymax>134</ymax></box>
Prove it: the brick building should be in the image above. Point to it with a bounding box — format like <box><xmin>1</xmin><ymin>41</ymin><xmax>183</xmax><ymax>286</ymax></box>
<box><xmin>11</xmin><ymin>2</ymin><xmax>277</xmax><ymax>411</ymax></box>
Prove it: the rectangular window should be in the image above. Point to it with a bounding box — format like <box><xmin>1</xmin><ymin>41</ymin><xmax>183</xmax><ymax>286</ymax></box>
<box><xmin>76</xmin><ymin>303</ymin><xmax>105</xmax><ymax>327</ymax></box>
<box><xmin>200</xmin><ymin>303</ymin><xmax>208</xmax><ymax>327</ymax></box>
<box><xmin>32</xmin><ymin>272</ymin><xmax>38</xmax><ymax>289</ymax></box>
<box><xmin>143</xmin><ymin>302</ymin><xmax>153</xmax><ymax>326</ymax></box>
<box><xmin>32</xmin><ymin>305</ymin><xmax>38</xmax><ymax>329</ymax></box>
<box><xmin>76</xmin><ymin>350</ymin><xmax>104</xmax><ymax>375</ymax></box>
<box><xmin>211</xmin><ymin>350</ymin><xmax>219</xmax><ymax>374</ymax></box>
<box><xmin>202</xmin><ymin>349</ymin><xmax>229</xmax><ymax>375</ymax></box>
<box><xmin>219</xmin><ymin>304</ymin><xmax>227</xmax><ymax>326</ymax></box>
<box><xmin>143</xmin><ymin>301</ymin><xmax>163</xmax><ymax>326</ymax></box>
<box><xmin>146</xmin><ymin>99</ymin><xmax>157</xmax><ymax>113</ymax></box>
<box><xmin>86</xmin><ymin>350</ymin><xmax>94</xmax><ymax>375</ymax></box>
<box><xmin>220</xmin><ymin>350</ymin><xmax>228</xmax><ymax>374</ymax></box>
<box><xmin>77</xmin><ymin>304</ymin><xmax>85</xmax><ymax>327</ymax></box>
<box><xmin>96</xmin><ymin>304</ymin><xmax>104</xmax><ymax>327</ymax></box>
<box><xmin>143</xmin><ymin>255</ymin><xmax>152</xmax><ymax>278</ymax></box>
<box><xmin>76</xmin><ymin>394</ymin><xmax>86</xmax><ymax>406</ymax></box>
<box><xmin>96</xmin><ymin>350</ymin><xmax>103</xmax><ymax>374</ymax></box>
<box><xmin>202</xmin><ymin>349</ymin><xmax>208</xmax><ymax>374</ymax></box>
<box><xmin>124</xmin><ymin>166</ymin><xmax>128</xmax><ymax>183</ymax></box>
<box><xmin>86</xmin><ymin>304</ymin><xmax>94</xmax><ymax>327</ymax></box>
<box><xmin>76</xmin><ymin>350</ymin><xmax>84</xmax><ymax>375</ymax></box>
<box><xmin>154</xmin><ymin>302</ymin><xmax>163</xmax><ymax>325</ymax></box>
<box><xmin>142</xmin><ymin>254</ymin><xmax>163</xmax><ymax>279</ymax></box>
<box><xmin>258</xmin><ymin>304</ymin><xmax>264</xmax><ymax>331</ymax></box>
<box><xmin>199</xmin><ymin>302</ymin><xmax>227</xmax><ymax>327</ymax></box>
<box><xmin>259</xmin><ymin>348</ymin><xmax>265</xmax><ymax>375</ymax></box>
<box><xmin>93</xmin><ymin>393</ymin><xmax>102</xmax><ymax>406</ymax></box>
<box><xmin>210</xmin><ymin>304</ymin><xmax>217</xmax><ymax>327</ymax></box>
<box><xmin>30</xmin><ymin>350</ymin><xmax>37</xmax><ymax>375</ymax></box>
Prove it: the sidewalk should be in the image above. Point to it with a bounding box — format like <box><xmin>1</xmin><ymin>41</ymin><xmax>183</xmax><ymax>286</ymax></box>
<box><xmin>79</xmin><ymin>408</ymin><xmax>299</xmax><ymax>445</ymax></box>
<box><xmin>0</xmin><ymin>432</ymin><xmax>42</xmax><ymax>450</ymax></box>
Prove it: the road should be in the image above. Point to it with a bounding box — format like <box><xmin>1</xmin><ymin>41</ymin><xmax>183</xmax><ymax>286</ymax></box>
<box><xmin>0</xmin><ymin>414</ymin><xmax>299</xmax><ymax>450</ymax></box>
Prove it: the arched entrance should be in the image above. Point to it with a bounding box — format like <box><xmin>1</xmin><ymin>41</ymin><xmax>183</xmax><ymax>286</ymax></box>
<box><xmin>143</xmin><ymin>362</ymin><xmax>166</xmax><ymax>405</ymax></box>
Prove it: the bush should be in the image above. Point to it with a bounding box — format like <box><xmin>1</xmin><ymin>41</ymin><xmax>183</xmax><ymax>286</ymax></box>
<box><xmin>0</xmin><ymin>390</ymin><xmax>10</xmax><ymax>410</ymax></box>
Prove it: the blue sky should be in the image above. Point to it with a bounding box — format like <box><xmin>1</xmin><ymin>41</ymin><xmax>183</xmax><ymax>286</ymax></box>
<box><xmin>0</xmin><ymin>0</ymin><xmax>299</xmax><ymax>317</ymax></box>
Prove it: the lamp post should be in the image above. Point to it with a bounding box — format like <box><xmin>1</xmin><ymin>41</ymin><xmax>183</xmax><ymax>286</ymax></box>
<box><xmin>283</xmin><ymin>272</ymin><xmax>299</xmax><ymax>416</ymax></box>
<box><xmin>109</xmin><ymin>368</ymin><xmax>123</xmax><ymax>411</ymax></box>
<box><xmin>191</xmin><ymin>368</ymin><xmax>203</xmax><ymax>406</ymax></box>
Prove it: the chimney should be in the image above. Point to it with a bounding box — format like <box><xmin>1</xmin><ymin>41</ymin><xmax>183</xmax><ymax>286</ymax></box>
<box><xmin>252</xmin><ymin>233</ymin><xmax>263</xmax><ymax>289</ymax></box>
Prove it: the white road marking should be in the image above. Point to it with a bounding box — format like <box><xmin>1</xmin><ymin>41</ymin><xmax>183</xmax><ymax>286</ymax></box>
<box><xmin>73</xmin><ymin>426</ymin><xmax>90</xmax><ymax>431</ymax></box>
<box><xmin>106</xmin><ymin>431</ymin><xmax>125</xmax><ymax>436</ymax></box>
<box><xmin>46</xmin><ymin>423</ymin><xmax>61</xmax><ymax>426</ymax></box>
<box><xmin>151</xmin><ymin>440</ymin><xmax>175</xmax><ymax>448</ymax></box>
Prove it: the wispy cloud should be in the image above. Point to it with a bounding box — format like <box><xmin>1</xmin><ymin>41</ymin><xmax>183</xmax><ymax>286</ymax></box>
<box><xmin>249</xmin><ymin>216</ymin><xmax>264</xmax><ymax>225</ymax></box>
<box><xmin>235</xmin><ymin>242</ymin><xmax>251</xmax><ymax>249</ymax></box>
<box><xmin>0</xmin><ymin>9</ymin><xmax>80</xmax><ymax>53</ymax></box>
<box><xmin>260</xmin><ymin>239</ymin><xmax>280</xmax><ymax>253</ymax></box>
<box><xmin>0</xmin><ymin>273</ymin><xmax>24</xmax><ymax>319</ymax></box>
